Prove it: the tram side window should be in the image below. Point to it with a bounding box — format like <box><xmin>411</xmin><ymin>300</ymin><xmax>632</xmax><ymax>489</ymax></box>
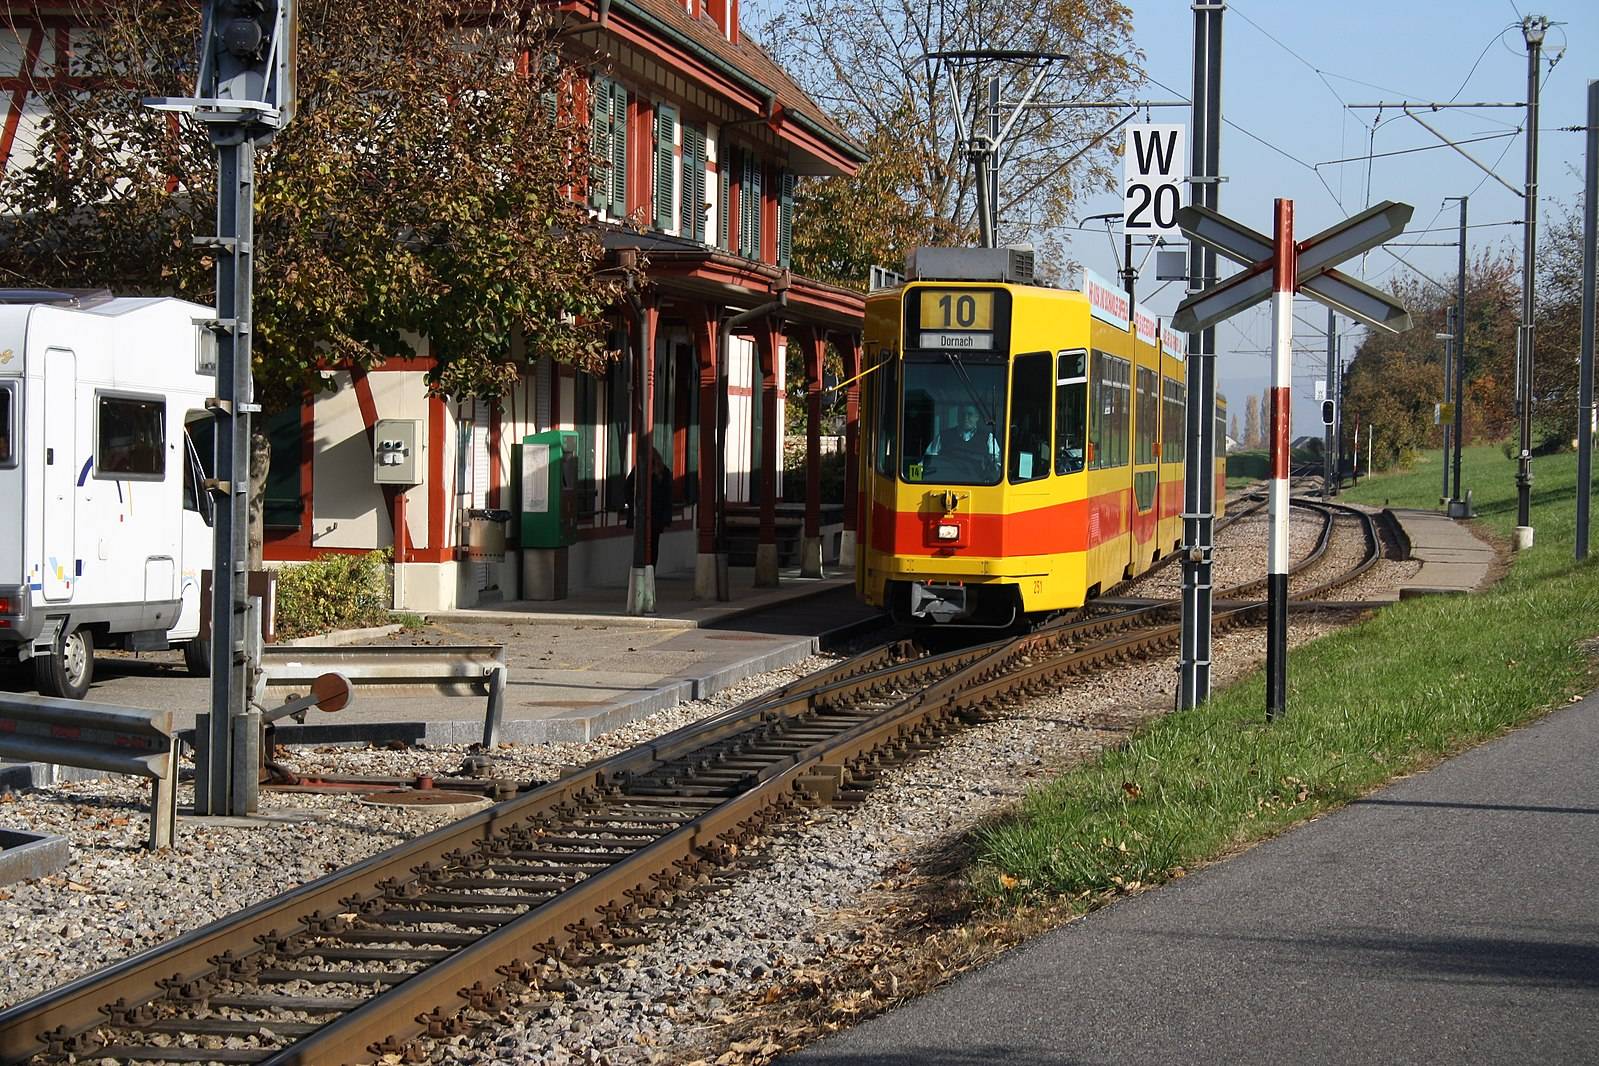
<box><xmin>873</xmin><ymin>356</ymin><xmax>897</xmax><ymax>477</ymax></box>
<box><xmin>1093</xmin><ymin>353</ymin><xmax>1130</xmax><ymax>469</ymax></box>
<box><xmin>1008</xmin><ymin>352</ymin><xmax>1051</xmax><ymax>483</ymax></box>
<box><xmin>1089</xmin><ymin>351</ymin><xmax>1106</xmax><ymax>470</ymax></box>
<box><xmin>1055</xmin><ymin>350</ymin><xmax>1087</xmax><ymax>474</ymax></box>
<box><xmin>1163</xmin><ymin>380</ymin><xmax>1186</xmax><ymax>463</ymax></box>
<box><xmin>1136</xmin><ymin>367</ymin><xmax>1157</xmax><ymax>465</ymax></box>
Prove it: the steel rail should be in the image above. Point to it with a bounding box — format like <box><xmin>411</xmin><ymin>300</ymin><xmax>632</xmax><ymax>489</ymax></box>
<box><xmin>0</xmin><ymin>499</ymin><xmax>1385</xmax><ymax>1066</ymax></box>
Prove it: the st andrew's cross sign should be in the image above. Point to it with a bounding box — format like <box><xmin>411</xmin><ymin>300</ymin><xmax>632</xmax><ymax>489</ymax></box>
<box><xmin>1171</xmin><ymin>200</ymin><xmax>1414</xmax><ymax>334</ymax></box>
<box><xmin>1173</xmin><ymin>198</ymin><xmax>1413</xmax><ymax>724</ymax></box>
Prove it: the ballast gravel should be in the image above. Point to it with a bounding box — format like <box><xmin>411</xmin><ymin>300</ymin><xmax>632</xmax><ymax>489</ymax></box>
<box><xmin>0</xmin><ymin>656</ymin><xmax>836</xmax><ymax>1012</ymax></box>
<box><xmin>0</xmin><ymin>511</ymin><xmax>1433</xmax><ymax>1062</ymax></box>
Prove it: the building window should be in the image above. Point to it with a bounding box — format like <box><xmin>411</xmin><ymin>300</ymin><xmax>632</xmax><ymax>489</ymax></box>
<box><xmin>681</xmin><ymin>123</ymin><xmax>708</xmax><ymax>243</ymax></box>
<box><xmin>738</xmin><ymin>150</ymin><xmax>763</xmax><ymax>260</ymax></box>
<box><xmin>718</xmin><ymin>157</ymin><xmax>731</xmax><ymax>251</ymax></box>
<box><xmin>575</xmin><ymin>371</ymin><xmax>598</xmax><ymax>518</ymax></box>
<box><xmin>654</xmin><ymin>103</ymin><xmax>678</xmax><ymax>232</ymax></box>
<box><xmin>604</xmin><ymin>363</ymin><xmax>628</xmax><ymax>512</ymax></box>
<box><xmin>777</xmin><ymin>170</ymin><xmax>795</xmax><ymax>268</ymax></box>
<box><xmin>95</xmin><ymin>392</ymin><xmax>165</xmax><ymax>479</ymax></box>
<box><xmin>590</xmin><ymin>76</ymin><xmax>628</xmax><ymax>218</ymax></box>
<box><xmin>263</xmin><ymin>407</ymin><xmax>302</xmax><ymax>530</ymax></box>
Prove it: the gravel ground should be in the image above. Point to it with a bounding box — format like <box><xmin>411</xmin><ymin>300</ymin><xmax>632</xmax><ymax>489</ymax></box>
<box><xmin>0</xmin><ymin>515</ymin><xmax>1429</xmax><ymax>1059</ymax></box>
<box><xmin>0</xmin><ymin>656</ymin><xmax>838</xmax><ymax>1013</ymax></box>
<box><xmin>1131</xmin><ymin>508</ymin><xmax>1322</xmax><ymax>598</ymax></box>
<box><xmin>422</xmin><ymin>619</ymin><xmax>1344</xmax><ymax>1066</ymax></box>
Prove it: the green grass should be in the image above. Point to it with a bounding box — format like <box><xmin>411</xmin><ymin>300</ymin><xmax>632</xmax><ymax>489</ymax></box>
<box><xmin>973</xmin><ymin>443</ymin><xmax>1599</xmax><ymax>903</ymax></box>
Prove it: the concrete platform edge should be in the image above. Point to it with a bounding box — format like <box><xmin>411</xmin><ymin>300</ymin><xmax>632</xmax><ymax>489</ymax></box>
<box><xmin>425</xmin><ymin>576</ymin><xmax>852</xmax><ymax>631</ymax></box>
<box><xmin>0</xmin><ymin>828</ymin><xmax>70</xmax><ymax>884</ymax></box>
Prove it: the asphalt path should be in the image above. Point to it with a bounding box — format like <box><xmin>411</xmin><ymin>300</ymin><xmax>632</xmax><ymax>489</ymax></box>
<box><xmin>788</xmin><ymin>695</ymin><xmax>1599</xmax><ymax>1065</ymax></box>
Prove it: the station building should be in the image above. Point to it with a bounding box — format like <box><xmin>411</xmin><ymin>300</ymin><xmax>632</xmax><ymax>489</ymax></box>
<box><xmin>0</xmin><ymin>0</ymin><xmax>868</xmax><ymax>610</ymax></box>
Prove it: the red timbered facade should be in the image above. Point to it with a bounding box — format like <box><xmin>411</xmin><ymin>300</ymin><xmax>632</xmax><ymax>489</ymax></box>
<box><xmin>0</xmin><ymin>0</ymin><xmax>867</xmax><ymax>608</ymax></box>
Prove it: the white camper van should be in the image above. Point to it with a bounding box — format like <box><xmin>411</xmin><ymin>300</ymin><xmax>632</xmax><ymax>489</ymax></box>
<box><xmin>0</xmin><ymin>291</ymin><xmax>216</xmax><ymax>698</ymax></box>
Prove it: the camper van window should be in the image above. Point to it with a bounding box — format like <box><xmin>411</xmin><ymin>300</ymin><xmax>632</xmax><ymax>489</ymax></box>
<box><xmin>0</xmin><ymin>384</ymin><xmax>13</xmax><ymax>467</ymax></box>
<box><xmin>95</xmin><ymin>393</ymin><xmax>166</xmax><ymax>480</ymax></box>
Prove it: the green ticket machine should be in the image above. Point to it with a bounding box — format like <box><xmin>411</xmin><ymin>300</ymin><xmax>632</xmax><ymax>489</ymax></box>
<box><xmin>520</xmin><ymin>430</ymin><xmax>577</xmax><ymax>598</ymax></box>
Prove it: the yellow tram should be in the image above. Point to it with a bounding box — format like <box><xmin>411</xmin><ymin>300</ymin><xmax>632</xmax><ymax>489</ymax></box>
<box><xmin>856</xmin><ymin>248</ymin><xmax>1226</xmax><ymax>626</ymax></box>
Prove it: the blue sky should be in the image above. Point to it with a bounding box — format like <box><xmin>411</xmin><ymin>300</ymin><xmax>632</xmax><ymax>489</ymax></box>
<box><xmin>1064</xmin><ymin>0</ymin><xmax>1599</xmax><ymax>430</ymax></box>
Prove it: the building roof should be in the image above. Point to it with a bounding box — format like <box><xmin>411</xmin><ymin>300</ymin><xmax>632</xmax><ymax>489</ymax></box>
<box><xmin>611</xmin><ymin>0</ymin><xmax>866</xmax><ymax>169</ymax></box>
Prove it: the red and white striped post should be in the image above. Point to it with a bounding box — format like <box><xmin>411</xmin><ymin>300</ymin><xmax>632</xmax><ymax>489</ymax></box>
<box><xmin>1267</xmin><ymin>198</ymin><xmax>1295</xmax><ymax>720</ymax></box>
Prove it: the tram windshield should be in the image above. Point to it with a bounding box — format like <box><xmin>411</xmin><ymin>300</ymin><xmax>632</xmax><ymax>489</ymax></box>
<box><xmin>900</xmin><ymin>355</ymin><xmax>1006</xmax><ymax>486</ymax></box>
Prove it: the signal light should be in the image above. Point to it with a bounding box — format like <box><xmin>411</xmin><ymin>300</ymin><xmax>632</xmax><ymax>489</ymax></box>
<box><xmin>220</xmin><ymin>17</ymin><xmax>264</xmax><ymax>59</ymax></box>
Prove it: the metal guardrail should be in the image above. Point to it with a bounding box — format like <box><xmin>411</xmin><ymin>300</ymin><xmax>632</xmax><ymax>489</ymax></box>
<box><xmin>0</xmin><ymin>695</ymin><xmax>177</xmax><ymax>849</ymax></box>
<box><xmin>258</xmin><ymin>644</ymin><xmax>509</xmax><ymax>747</ymax></box>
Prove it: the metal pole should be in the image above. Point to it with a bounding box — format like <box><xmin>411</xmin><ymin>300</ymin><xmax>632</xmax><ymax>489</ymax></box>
<box><xmin>200</xmin><ymin>132</ymin><xmax>255</xmax><ymax>817</ymax></box>
<box><xmin>1123</xmin><ymin>232</ymin><xmax>1136</xmax><ymax>309</ymax></box>
<box><xmin>1577</xmin><ymin>80</ymin><xmax>1598</xmax><ymax>560</ymax></box>
<box><xmin>1266</xmin><ymin>199</ymin><xmax>1294</xmax><ymax>722</ymax></box>
<box><xmin>1514</xmin><ymin>15</ymin><xmax>1546</xmax><ymax>548</ymax></box>
<box><xmin>1179</xmin><ymin>0</ymin><xmax>1223</xmax><ymax>710</ymax></box>
<box><xmin>1332</xmin><ymin>328</ymin><xmax>1343</xmax><ymax>495</ymax></box>
<box><xmin>987</xmin><ymin>75</ymin><xmax>1001</xmax><ymax>246</ymax></box>
<box><xmin>1452</xmin><ymin>196</ymin><xmax>1468</xmax><ymax>512</ymax></box>
<box><xmin>1324</xmin><ymin>308</ymin><xmax>1335</xmax><ymax>499</ymax></box>
<box><xmin>1442</xmin><ymin>322</ymin><xmax>1452</xmax><ymax>503</ymax></box>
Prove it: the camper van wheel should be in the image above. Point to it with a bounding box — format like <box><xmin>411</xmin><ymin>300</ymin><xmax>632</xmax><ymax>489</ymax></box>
<box><xmin>36</xmin><ymin>626</ymin><xmax>94</xmax><ymax>700</ymax></box>
<box><xmin>183</xmin><ymin>638</ymin><xmax>211</xmax><ymax>678</ymax></box>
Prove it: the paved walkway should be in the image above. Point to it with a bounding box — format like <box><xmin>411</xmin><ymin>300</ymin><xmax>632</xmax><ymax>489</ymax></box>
<box><xmin>1386</xmin><ymin>507</ymin><xmax>1498</xmax><ymax>597</ymax></box>
<box><xmin>789</xmin><ymin>695</ymin><xmax>1599</xmax><ymax>1065</ymax></box>
<box><xmin>1</xmin><ymin>577</ymin><xmax>879</xmax><ymax>786</ymax></box>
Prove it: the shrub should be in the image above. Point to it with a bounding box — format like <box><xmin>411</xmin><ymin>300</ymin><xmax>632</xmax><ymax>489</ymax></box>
<box><xmin>274</xmin><ymin>551</ymin><xmax>392</xmax><ymax>640</ymax></box>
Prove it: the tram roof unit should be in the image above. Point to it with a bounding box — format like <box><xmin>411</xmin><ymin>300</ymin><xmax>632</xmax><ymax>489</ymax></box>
<box><xmin>905</xmin><ymin>246</ymin><xmax>1037</xmax><ymax>286</ymax></box>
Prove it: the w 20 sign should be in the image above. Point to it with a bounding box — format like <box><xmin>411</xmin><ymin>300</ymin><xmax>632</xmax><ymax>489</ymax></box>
<box><xmin>1124</xmin><ymin>124</ymin><xmax>1185</xmax><ymax>237</ymax></box>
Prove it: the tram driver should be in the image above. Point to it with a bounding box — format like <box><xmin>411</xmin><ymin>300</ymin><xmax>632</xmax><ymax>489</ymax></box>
<box><xmin>922</xmin><ymin>403</ymin><xmax>1000</xmax><ymax>481</ymax></box>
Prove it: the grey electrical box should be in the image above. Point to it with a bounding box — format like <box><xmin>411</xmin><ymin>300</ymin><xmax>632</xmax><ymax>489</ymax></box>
<box><xmin>373</xmin><ymin>418</ymin><xmax>421</xmax><ymax>486</ymax></box>
<box><xmin>1156</xmin><ymin>249</ymin><xmax>1188</xmax><ymax>282</ymax></box>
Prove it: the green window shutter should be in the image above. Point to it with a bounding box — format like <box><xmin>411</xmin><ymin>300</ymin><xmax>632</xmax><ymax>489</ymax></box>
<box><xmin>681</xmin><ymin>125</ymin><xmax>707</xmax><ymax>243</ymax></box>
<box><xmin>589</xmin><ymin>76</ymin><xmax>609</xmax><ymax>211</ymax></box>
<box><xmin>778</xmin><ymin>170</ymin><xmax>795</xmax><ymax>268</ymax></box>
<box><xmin>718</xmin><ymin>157</ymin><xmax>730</xmax><ymax>249</ymax></box>
<box><xmin>748</xmin><ymin>159</ymin><xmax>764</xmax><ymax>260</ymax></box>
<box><xmin>654</xmin><ymin>103</ymin><xmax>678</xmax><ymax>232</ymax></box>
<box><xmin>738</xmin><ymin>152</ymin><xmax>755</xmax><ymax>257</ymax></box>
<box><xmin>610</xmin><ymin>81</ymin><xmax>628</xmax><ymax>212</ymax></box>
<box><xmin>541</xmin><ymin>89</ymin><xmax>558</xmax><ymax>127</ymax></box>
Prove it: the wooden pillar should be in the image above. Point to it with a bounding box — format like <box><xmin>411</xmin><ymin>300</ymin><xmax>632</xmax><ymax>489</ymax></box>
<box><xmin>691</xmin><ymin>308</ymin><xmax>723</xmax><ymax>599</ymax></box>
<box><xmin>839</xmin><ymin>333</ymin><xmax>861</xmax><ymax>566</ymax></box>
<box><xmin>754</xmin><ymin>322</ymin><xmax>780</xmax><ymax>587</ymax></box>
<box><xmin>801</xmin><ymin>328</ymin><xmax>824</xmax><ymax>577</ymax></box>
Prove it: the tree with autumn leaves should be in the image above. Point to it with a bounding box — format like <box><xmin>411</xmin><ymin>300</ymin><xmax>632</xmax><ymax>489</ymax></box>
<box><xmin>0</xmin><ymin>0</ymin><xmax>622</xmax><ymax>408</ymax></box>
<box><xmin>752</xmin><ymin>0</ymin><xmax>1140</xmax><ymax>288</ymax></box>
<box><xmin>1341</xmin><ymin>198</ymin><xmax>1591</xmax><ymax>472</ymax></box>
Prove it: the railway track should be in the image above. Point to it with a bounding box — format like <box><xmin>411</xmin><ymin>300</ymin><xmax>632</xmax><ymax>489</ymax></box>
<box><xmin>0</xmin><ymin>498</ymin><xmax>1387</xmax><ymax>1066</ymax></box>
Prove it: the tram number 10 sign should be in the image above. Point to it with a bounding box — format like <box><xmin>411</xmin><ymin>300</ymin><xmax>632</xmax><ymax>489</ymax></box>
<box><xmin>1123</xmin><ymin>124</ymin><xmax>1186</xmax><ymax>237</ymax></box>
